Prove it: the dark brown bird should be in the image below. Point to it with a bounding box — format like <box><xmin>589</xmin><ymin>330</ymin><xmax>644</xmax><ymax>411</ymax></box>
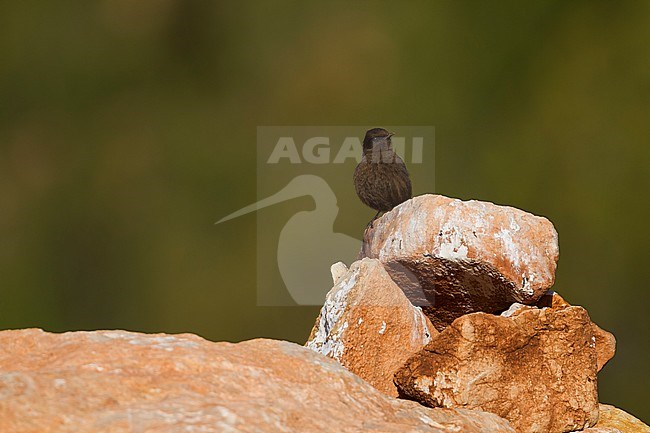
<box><xmin>354</xmin><ymin>128</ymin><xmax>412</xmax><ymax>226</ymax></box>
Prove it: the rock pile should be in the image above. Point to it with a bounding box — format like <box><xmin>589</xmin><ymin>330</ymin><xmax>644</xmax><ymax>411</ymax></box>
<box><xmin>307</xmin><ymin>194</ymin><xmax>643</xmax><ymax>433</ymax></box>
<box><xmin>0</xmin><ymin>194</ymin><xmax>645</xmax><ymax>433</ymax></box>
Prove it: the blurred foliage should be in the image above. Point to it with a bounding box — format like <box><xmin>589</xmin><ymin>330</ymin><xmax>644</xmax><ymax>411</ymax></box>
<box><xmin>0</xmin><ymin>0</ymin><xmax>648</xmax><ymax>419</ymax></box>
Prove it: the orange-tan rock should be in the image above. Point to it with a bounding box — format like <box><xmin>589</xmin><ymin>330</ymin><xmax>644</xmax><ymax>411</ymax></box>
<box><xmin>0</xmin><ymin>329</ymin><xmax>517</xmax><ymax>433</ymax></box>
<box><xmin>306</xmin><ymin>258</ymin><xmax>437</xmax><ymax>396</ymax></box>
<box><xmin>579</xmin><ymin>428</ymin><xmax>622</xmax><ymax>433</ymax></box>
<box><xmin>360</xmin><ymin>194</ymin><xmax>559</xmax><ymax>330</ymax></box>
<box><xmin>395</xmin><ymin>306</ymin><xmax>599</xmax><ymax>433</ymax></box>
<box><xmin>537</xmin><ymin>291</ymin><xmax>616</xmax><ymax>371</ymax></box>
<box><xmin>593</xmin><ymin>404</ymin><xmax>650</xmax><ymax>432</ymax></box>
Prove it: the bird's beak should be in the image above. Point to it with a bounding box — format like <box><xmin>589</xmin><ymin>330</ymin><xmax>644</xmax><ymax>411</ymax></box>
<box><xmin>387</xmin><ymin>132</ymin><xmax>395</xmax><ymax>138</ymax></box>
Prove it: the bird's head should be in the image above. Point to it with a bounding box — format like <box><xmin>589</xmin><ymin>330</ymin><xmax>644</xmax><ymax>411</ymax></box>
<box><xmin>362</xmin><ymin>128</ymin><xmax>394</xmax><ymax>153</ymax></box>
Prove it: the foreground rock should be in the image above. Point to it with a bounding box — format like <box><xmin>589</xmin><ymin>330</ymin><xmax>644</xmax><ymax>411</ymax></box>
<box><xmin>306</xmin><ymin>258</ymin><xmax>436</xmax><ymax>396</ymax></box>
<box><xmin>537</xmin><ymin>291</ymin><xmax>616</xmax><ymax>371</ymax></box>
<box><xmin>360</xmin><ymin>194</ymin><xmax>559</xmax><ymax>330</ymax></box>
<box><xmin>593</xmin><ymin>404</ymin><xmax>650</xmax><ymax>432</ymax></box>
<box><xmin>0</xmin><ymin>329</ymin><xmax>516</xmax><ymax>433</ymax></box>
<box><xmin>395</xmin><ymin>306</ymin><xmax>599</xmax><ymax>433</ymax></box>
<box><xmin>579</xmin><ymin>428</ymin><xmax>622</xmax><ymax>433</ymax></box>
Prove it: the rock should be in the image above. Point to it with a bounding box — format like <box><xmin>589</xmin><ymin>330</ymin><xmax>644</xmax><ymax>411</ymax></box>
<box><xmin>537</xmin><ymin>291</ymin><xmax>616</xmax><ymax>371</ymax></box>
<box><xmin>0</xmin><ymin>329</ymin><xmax>517</xmax><ymax>433</ymax></box>
<box><xmin>306</xmin><ymin>258</ymin><xmax>437</xmax><ymax>396</ymax></box>
<box><xmin>536</xmin><ymin>290</ymin><xmax>573</xmax><ymax>309</ymax></box>
<box><xmin>500</xmin><ymin>302</ymin><xmax>536</xmax><ymax>317</ymax></box>
<box><xmin>330</xmin><ymin>261</ymin><xmax>349</xmax><ymax>285</ymax></box>
<box><xmin>360</xmin><ymin>194</ymin><xmax>559</xmax><ymax>330</ymax></box>
<box><xmin>395</xmin><ymin>306</ymin><xmax>599</xmax><ymax>433</ymax></box>
<box><xmin>594</xmin><ymin>404</ymin><xmax>650</xmax><ymax>432</ymax></box>
<box><xmin>578</xmin><ymin>428</ymin><xmax>622</xmax><ymax>433</ymax></box>
<box><xmin>589</xmin><ymin>322</ymin><xmax>616</xmax><ymax>372</ymax></box>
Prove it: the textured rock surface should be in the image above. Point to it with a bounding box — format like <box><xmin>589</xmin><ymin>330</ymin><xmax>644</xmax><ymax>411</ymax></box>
<box><xmin>360</xmin><ymin>194</ymin><xmax>559</xmax><ymax>330</ymax></box>
<box><xmin>306</xmin><ymin>258</ymin><xmax>437</xmax><ymax>396</ymax></box>
<box><xmin>579</xmin><ymin>428</ymin><xmax>622</xmax><ymax>433</ymax></box>
<box><xmin>594</xmin><ymin>404</ymin><xmax>650</xmax><ymax>432</ymax></box>
<box><xmin>395</xmin><ymin>306</ymin><xmax>599</xmax><ymax>433</ymax></box>
<box><xmin>537</xmin><ymin>291</ymin><xmax>616</xmax><ymax>371</ymax></box>
<box><xmin>0</xmin><ymin>329</ymin><xmax>517</xmax><ymax>433</ymax></box>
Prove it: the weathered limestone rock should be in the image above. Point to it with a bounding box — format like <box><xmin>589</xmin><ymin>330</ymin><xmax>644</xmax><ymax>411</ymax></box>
<box><xmin>395</xmin><ymin>306</ymin><xmax>599</xmax><ymax>433</ymax></box>
<box><xmin>537</xmin><ymin>291</ymin><xmax>616</xmax><ymax>371</ymax></box>
<box><xmin>306</xmin><ymin>258</ymin><xmax>437</xmax><ymax>396</ymax></box>
<box><xmin>594</xmin><ymin>404</ymin><xmax>650</xmax><ymax>432</ymax></box>
<box><xmin>360</xmin><ymin>194</ymin><xmax>559</xmax><ymax>330</ymax></box>
<box><xmin>0</xmin><ymin>329</ymin><xmax>516</xmax><ymax>433</ymax></box>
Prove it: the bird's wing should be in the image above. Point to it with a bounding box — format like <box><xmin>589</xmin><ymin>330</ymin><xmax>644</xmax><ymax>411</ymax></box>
<box><xmin>390</xmin><ymin>159</ymin><xmax>412</xmax><ymax>203</ymax></box>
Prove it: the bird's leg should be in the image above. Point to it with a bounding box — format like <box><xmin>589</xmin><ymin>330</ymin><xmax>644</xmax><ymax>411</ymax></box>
<box><xmin>366</xmin><ymin>210</ymin><xmax>382</xmax><ymax>229</ymax></box>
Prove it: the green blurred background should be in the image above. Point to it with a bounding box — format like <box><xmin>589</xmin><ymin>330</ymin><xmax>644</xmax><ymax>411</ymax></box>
<box><xmin>1</xmin><ymin>0</ymin><xmax>648</xmax><ymax>420</ymax></box>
